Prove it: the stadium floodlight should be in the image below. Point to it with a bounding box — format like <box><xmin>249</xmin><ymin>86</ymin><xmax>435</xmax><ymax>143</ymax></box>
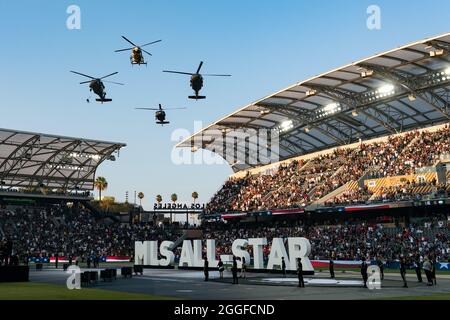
<box><xmin>69</xmin><ymin>152</ymin><xmax>101</xmax><ymax>161</ymax></box>
<box><xmin>430</xmin><ymin>49</ymin><xmax>444</xmax><ymax>57</ymax></box>
<box><xmin>260</xmin><ymin>110</ymin><xmax>270</xmax><ymax>115</ymax></box>
<box><xmin>430</xmin><ymin>68</ymin><xmax>450</xmax><ymax>83</ymax></box>
<box><xmin>304</xmin><ymin>127</ymin><xmax>310</xmax><ymax>133</ymax></box>
<box><xmin>378</xmin><ymin>84</ymin><xmax>395</xmax><ymax>94</ymax></box>
<box><xmin>279</xmin><ymin>120</ymin><xmax>294</xmax><ymax>133</ymax></box>
<box><xmin>324</xmin><ymin>102</ymin><xmax>339</xmax><ymax>113</ymax></box>
<box><xmin>306</xmin><ymin>89</ymin><xmax>317</xmax><ymax>97</ymax></box>
<box><xmin>361</xmin><ymin>69</ymin><xmax>374</xmax><ymax>78</ymax></box>
<box><xmin>408</xmin><ymin>93</ymin><xmax>417</xmax><ymax>102</ymax></box>
<box><xmin>352</xmin><ymin>110</ymin><xmax>359</xmax><ymax>117</ymax></box>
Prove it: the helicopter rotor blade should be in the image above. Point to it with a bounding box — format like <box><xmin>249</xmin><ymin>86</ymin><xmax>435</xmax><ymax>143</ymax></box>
<box><xmin>163</xmin><ymin>70</ymin><xmax>194</xmax><ymax>76</ymax></box>
<box><xmin>141</xmin><ymin>49</ymin><xmax>153</xmax><ymax>56</ymax></box>
<box><xmin>103</xmin><ymin>80</ymin><xmax>124</xmax><ymax>86</ymax></box>
<box><xmin>100</xmin><ymin>72</ymin><xmax>119</xmax><ymax>80</ymax></box>
<box><xmin>115</xmin><ymin>47</ymin><xmax>134</xmax><ymax>52</ymax></box>
<box><xmin>70</xmin><ymin>71</ymin><xmax>96</xmax><ymax>79</ymax></box>
<box><xmin>196</xmin><ymin>61</ymin><xmax>204</xmax><ymax>74</ymax></box>
<box><xmin>202</xmin><ymin>74</ymin><xmax>232</xmax><ymax>77</ymax></box>
<box><xmin>140</xmin><ymin>40</ymin><xmax>162</xmax><ymax>47</ymax></box>
<box><xmin>135</xmin><ymin>108</ymin><xmax>159</xmax><ymax>111</ymax></box>
<box><xmin>121</xmin><ymin>36</ymin><xmax>138</xmax><ymax>47</ymax></box>
<box><xmin>79</xmin><ymin>80</ymin><xmax>92</xmax><ymax>84</ymax></box>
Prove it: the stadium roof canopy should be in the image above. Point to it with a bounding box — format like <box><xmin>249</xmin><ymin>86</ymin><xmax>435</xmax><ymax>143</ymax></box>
<box><xmin>177</xmin><ymin>32</ymin><xmax>450</xmax><ymax>172</ymax></box>
<box><xmin>0</xmin><ymin>128</ymin><xmax>126</xmax><ymax>190</ymax></box>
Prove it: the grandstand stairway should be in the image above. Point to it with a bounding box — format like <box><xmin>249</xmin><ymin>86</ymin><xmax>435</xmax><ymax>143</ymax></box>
<box><xmin>169</xmin><ymin>229</ymin><xmax>203</xmax><ymax>251</ymax></box>
<box><xmin>310</xmin><ymin>181</ymin><xmax>353</xmax><ymax>206</ymax></box>
<box><xmin>358</xmin><ymin>166</ymin><xmax>381</xmax><ymax>188</ymax></box>
<box><xmin>169</xmin><ymin>233</ymin><xmax>187</xmax><ymax>251</ymax></box>
<box><xmin>81</xmin><ymin>201</ymin><xmax>121</xmax><ymax>222</ymax></box>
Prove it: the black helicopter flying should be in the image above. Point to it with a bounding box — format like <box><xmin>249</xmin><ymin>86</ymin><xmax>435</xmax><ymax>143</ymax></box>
<box><xmin>163</xmin><ymin>61</ymin><xmax>231</xmax><ymax>100</ymax></box>
<box><xmin>115</xmin><ymin>36</ymin><xmax>162</xmax><ymax>65</ymax></box>
<box><xmin>70</xmin><ymin>71</ymin><xmax>123</xmax><ymax>103</ymax></box>
<box><xmin>135</xmin><ymin>104</ymin><xmax>186</xmax><ymax>125</ymax></box>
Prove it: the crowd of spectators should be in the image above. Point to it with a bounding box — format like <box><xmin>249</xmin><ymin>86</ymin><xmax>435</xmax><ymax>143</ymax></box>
<box><xmin>0</xmin><ymin>204</ymin><xmax>448</xmax><ymax>266</ymax></box>
<box><xmin>326</xmin><ymin>181</ymin><xmax>449</xmax><ymax>206</ymax></box>
<box><xmin>207</xmin><ymin>126</ymin><xmax>449</xmax><ymax>213</ymax></box>
<box><xmin>202</xmin><ymin>215</ymin><xmax>450</xmax><ymax>263</ymax></box>
<box><xmin>0</xmin><ymin>206</ymin><xmax>180</xmax><ymax>261</ymax></box>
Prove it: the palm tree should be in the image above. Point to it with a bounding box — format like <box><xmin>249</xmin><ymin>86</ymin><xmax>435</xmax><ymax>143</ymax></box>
<box><xmin>94</xmin><ymin>177</ymin><xmax>108</xmax><ymax>201</ymax></box>
<box><xmin>156</xmin><ymin>194</ymin><xmax>162</xmax><ymax>204</ymax></box>
<box><xmin>191</xmin><ymin>191</ymin><xmax>199</xmax><ymax>204</ymax></box>
<box><xmin>170</xmin><ymin>193</ymin><xmax>177</xmax><ymax>222</ymax></box>
<box><xmin>138</xmin><ymin>192</ymin><xmax>144</xmax><ymax>207</ymax></box>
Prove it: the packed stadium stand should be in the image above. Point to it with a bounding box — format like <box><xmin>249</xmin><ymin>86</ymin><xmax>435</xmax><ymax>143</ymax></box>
<box><xmin>1</xmin><ymin>34</ymin><xmax>450</xmax><ymax>268</ymax></box>
<box><xmin>0</xmin><ymin>205</ymin><xmax>180</xmax><ymax>260</ymax></box>
<box><xmin>205</xmin><ymin>125</ymin><xmax>449</xmax><ymax>213</ymax></box>
<box><xmin>201</xmin><ymin>216</ymin><xmax>449</xmax><ymax>262</ymax></box>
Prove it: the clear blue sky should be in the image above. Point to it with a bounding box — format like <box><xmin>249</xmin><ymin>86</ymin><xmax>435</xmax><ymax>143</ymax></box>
<box><xmin>0</xmin><ymin>0</ymin><xmax>449</xmax><ymax>208</ymax></box>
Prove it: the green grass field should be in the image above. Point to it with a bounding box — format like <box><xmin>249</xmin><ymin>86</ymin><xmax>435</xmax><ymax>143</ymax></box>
<box><xmin>0</xmin><ymin>282</ymin><xmax>175</xmax><ymax>300</ymax></box>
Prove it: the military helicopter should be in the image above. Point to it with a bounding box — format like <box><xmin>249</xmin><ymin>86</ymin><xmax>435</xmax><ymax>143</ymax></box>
<box><xmin>115</xmin><ymin>36</ymin><xmax>162</xmax><ymax>66</ymax></box>
<box><xmin>163</xmin><ymin>61</ymin><xmax>231</xmax><ymax>100</ymax></box>
<box><xmin>70</xmin><ymin>71</ymin><xmax>123</xmax><ymax>103</ymax></box>
<box><xmin>135</xmin><ymin>104</ymin><xmax>186</xmax><ymax>125</ymax></box>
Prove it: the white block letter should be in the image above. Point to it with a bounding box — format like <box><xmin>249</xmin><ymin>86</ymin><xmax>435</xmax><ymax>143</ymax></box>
<box><xmin>159</xmin><ymin>241</ymin><xmax>175</xmax><ymax>267</ymax></box>
<box><xmin>232</xmin><ymin>239</ymin><xmax>250</xmax><ymax>268</ymax></box>
<box><xmin>267</xmin><ymin>238</ymin><xmax>290</xmax><ymax>270</ymax></box>
<box><xmin>249</xmin><ymin>238</ymin><xmax>267</xmax><ymax>269</ymax></box>
<box><xmin>288</xmin><ymin>237</ymin><xmax>314</xmax><ymax>271</ymax></box>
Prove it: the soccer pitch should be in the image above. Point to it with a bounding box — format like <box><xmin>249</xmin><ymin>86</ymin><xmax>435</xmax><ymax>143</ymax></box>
<box><xmin>0</xmin><ymin>282</ymin><xmax>175</xmax><ymax>300</ymax></box>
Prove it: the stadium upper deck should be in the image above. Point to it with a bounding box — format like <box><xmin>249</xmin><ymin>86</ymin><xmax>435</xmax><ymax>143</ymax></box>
<box><xmin>0</xmin><ymin>128</ymin><xmax>125</xmax><ymax>191</ymax></box>
<box><xmin>177</xmin><ymin>33</ymin><xmax>450</xmax><ymax>172</ymax></box>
